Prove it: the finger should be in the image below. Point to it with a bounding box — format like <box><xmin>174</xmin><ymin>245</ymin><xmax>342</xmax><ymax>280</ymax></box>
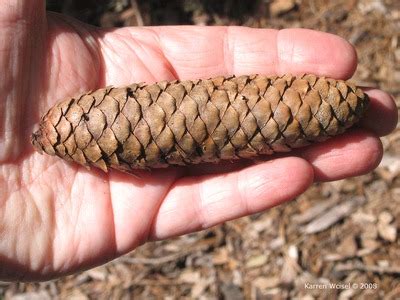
<box><xmin>154</xmin><ymin>26</ymin><xmax>357</xmax><ymax>79</ymax></box>
<box><xmin>360</xmin><ymin>89</ymin><xmax>398</xmax><ymax>136</ymax></box>
<box><xmin>108</xmin><ymin>168</ymin><xmax>181</xmax><ymax>253</ymax></box>
<box><xmin>297</xmin><ymin>130</ymin><xmax>383</xmax><ymax>182</ymax></box>
<box><xmin>149</xmin><ymin>157</ymin><xmax>313</xmax><ymax>240</ymax></box>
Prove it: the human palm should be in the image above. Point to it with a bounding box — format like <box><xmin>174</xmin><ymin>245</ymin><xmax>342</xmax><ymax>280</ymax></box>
<box><xmin>0</xmin><ymin>2</ymin><xmax>397</xmax><ymax>281</ymax></box>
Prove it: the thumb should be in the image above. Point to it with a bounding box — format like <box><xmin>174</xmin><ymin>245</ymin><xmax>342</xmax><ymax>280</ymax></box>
<box><xmin>0</xmin><ymin>0</ymin><xmax>46</xmax><ymax>162</ymax></box>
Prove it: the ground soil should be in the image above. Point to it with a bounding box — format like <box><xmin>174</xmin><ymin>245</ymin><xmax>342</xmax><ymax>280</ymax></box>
<box><xmin>2</xmin><ymin>0</ymin><xmax>400</xmax><ymax>299</ymax></box>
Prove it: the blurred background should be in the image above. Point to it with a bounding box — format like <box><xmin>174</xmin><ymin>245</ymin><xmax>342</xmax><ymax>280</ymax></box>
<box><xmin>3</xmin><ymin>0</ymin><xmax>400</xmax><ymax>298</ymax></box>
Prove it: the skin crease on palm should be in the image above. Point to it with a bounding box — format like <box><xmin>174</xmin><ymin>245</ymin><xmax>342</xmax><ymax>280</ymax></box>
<box><xmin>0</xmin><ymin>1</ymin><xmax>397</xmax><ymax>281</ymax></box>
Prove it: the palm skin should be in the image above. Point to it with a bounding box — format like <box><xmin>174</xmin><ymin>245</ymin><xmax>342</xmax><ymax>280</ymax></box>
<box><xmin>0</xmin><ymin>1</ymin><xmax>397</xmax><ymax>281</ymax></box>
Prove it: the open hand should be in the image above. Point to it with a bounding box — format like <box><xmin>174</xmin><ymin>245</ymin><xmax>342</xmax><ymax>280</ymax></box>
<box><xmin>0</xmin><ymin>1</ymin><xmax>397</xmax><ymax>281</ymax></box>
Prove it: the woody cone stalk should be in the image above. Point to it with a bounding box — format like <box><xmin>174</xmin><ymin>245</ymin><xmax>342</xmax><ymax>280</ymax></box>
<box><xmin>31</xmin><ymin>74</ymin><xmax>369</xmax><ymax>172</ymax></box>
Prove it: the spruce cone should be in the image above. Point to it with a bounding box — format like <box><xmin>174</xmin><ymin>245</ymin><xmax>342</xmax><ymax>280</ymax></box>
<box><xmin>31</xmin><ymin>74</ymin><xmax>369</xmax><ymax>172</ymax></box>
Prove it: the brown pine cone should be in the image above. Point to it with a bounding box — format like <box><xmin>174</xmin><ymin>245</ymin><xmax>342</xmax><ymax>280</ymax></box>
<box><xmin>31</xmin><ymin>74</ymin><xmax>369</xmax><ymax>172</ymax></box>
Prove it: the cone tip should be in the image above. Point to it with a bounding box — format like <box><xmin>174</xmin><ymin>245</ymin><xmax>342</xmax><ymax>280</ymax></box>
<box><xmin>31</xmin><ymin>129</ymin><xmax>44</xmax><ymax>154</ymax></box>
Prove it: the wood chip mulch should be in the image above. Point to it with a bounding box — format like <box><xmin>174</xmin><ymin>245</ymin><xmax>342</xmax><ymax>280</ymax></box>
<box><xmin>2</xmin><ymin>0</ymin><xmax>399</xmax><ymax>298</ymax></box>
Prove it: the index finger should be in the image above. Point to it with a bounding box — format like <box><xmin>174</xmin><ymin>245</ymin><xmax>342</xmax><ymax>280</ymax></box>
<box><xmin>154</xmin><ymin>26</ymin><xmax>357</xmax><ymax>79</ymax></box>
